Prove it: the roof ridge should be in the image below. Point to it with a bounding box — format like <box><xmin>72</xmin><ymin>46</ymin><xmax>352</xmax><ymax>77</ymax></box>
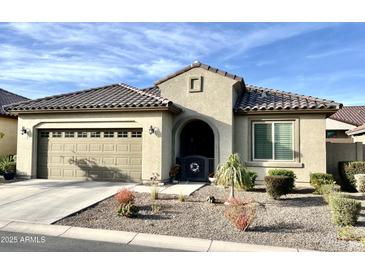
<box><xmin>3</xmin><ymin>83</ymin><xmax>121</xmax><ymax>108</ymax></box>
<box><xmin>118</xmin><ymin>83</ymin><xmax>170</xmax><ymax>104</ymax></box>
<box><xmin>155</xmin><ymin>61</ymin><xmax>244</xmax><ymax>86</ymax></box>
<box><xmin>246</xmin><ymin>84</ymin><xmax>340</xmax><ymax>104</ymax></box>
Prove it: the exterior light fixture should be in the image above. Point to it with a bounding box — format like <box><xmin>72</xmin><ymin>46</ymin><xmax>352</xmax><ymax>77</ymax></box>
<box><xmin>20</xmin><ymin>127</ymin><xmax>28</xmax><ymax>135</ymax></box>
<box><xmin>149</xmin><ymin>125</ymin><xmax>156</xmax><ymax>135</ymax></box>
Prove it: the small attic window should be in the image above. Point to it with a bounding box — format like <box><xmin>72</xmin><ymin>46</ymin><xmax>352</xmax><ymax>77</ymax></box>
<box><xmin>188</xmin><ymin>76</ymin><xmax>203</xmax><ymax>93</ymax></box>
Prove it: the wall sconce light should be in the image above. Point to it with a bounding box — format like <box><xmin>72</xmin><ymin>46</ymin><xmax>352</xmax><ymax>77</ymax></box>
<box><xmin>149</xmin><ymin>125</ymin><xmax>157</xmax><ymax>135</ymax></box>
<box><xmin>20</xmin><ymin>127</ymin><xmax>28</xmax><ymax>135</ymax></box>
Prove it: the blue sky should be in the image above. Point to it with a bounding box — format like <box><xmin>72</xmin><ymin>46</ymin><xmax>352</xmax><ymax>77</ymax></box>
<box><xmin>0</xmin><ymin>22</ymin><xmax>364</xmax><ymax>105</ymax></box>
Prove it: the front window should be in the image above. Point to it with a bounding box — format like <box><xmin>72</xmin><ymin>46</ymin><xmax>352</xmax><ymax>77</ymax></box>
<box><xmin>253</xmin><ymin>121</ymin><xmax>294</xmax><ymax>161</ymax></box>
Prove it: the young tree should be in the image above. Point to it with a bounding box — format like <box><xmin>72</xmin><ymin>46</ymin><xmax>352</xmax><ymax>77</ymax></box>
<box><xmin>215</xmin><ymin>154</ymin><xmax>251</xmax><ymax>203</ymax></box>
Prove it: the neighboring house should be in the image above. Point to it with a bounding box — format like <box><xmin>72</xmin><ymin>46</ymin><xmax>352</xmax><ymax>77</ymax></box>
<box><xmin>5</xmin><ymin>62</ymin><xmax>342</xmax><ymax>182</ymax></box>
<box><xmin>346</xmin><ymin>123</ymin><xmax>365</xmax><ymax>143</ymax></box>
<box><xmin>326</xmin><ymin>106</ymin><xmax>365</xmax><ymax>143</ymax></box>
<box><xmin>0</xmin><ymin>88</ymin><xmax>29</xmax><ymax>156</ymax></box>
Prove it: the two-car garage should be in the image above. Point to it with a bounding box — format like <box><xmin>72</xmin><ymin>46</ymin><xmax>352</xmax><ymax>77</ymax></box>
<box><xmin>37</xmin><ymin>129</ymin><xmax>143</xmax><ymax>181</ymax></box>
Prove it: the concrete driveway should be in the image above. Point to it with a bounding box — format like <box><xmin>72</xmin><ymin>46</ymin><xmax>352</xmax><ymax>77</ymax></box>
<box><xmin>0</xmin><ymin>179</ymin><xmax>137</xmax><ymax>224</ymax></box>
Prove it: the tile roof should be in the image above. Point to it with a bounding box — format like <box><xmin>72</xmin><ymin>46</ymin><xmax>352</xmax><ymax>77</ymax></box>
<box><xmin>235</xmin><ymin>85</ymin><xmax>342</xmax><ymax>113</ymax></box>
<box><xmin>4</xmin><ymin>83</ymin><xmax>181</xmax><ymax>114</ymax></box>
<box><xmin>155</xmin><ymin>61</ymin><xmax>244</xmax><ymax>85</ymax></box>
<box><xmin>329</xmin><ymin>106</ymin><xmax>365</xmax><ymax>126</ymax></box>
<box><xmin>0</xmin><ymin>88</ymin><xmax>29</xmax><ymax>117</ymax></box>
<box><xmin>347</xmin><ymin>123</ymin><xmax>365</xmax><ymax>135</ymax></box>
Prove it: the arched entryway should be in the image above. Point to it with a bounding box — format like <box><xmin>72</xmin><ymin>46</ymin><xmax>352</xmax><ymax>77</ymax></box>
<box><xmin>177</xmin><ymin>120</ymin><xmax>215</xmax><ymax>181</ymax></box>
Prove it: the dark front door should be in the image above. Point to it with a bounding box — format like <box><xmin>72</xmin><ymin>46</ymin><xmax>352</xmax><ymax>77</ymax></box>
<box><xmin>178</xmin><ymin>120</ymin><xmax>214</xmax><ymax>181</ymax></box>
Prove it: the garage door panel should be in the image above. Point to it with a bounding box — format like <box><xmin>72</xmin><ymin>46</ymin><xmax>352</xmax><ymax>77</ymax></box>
<box><xmin>63</xmin><ymin>169</ymin><xmax>74</xmax><ymax>177</ymax></box>
<box><xmin>103</xmin><ymin>144</ymin><xmax>115</xmax><ymax>152</ymax></box>
<box><xmin>64</xmin><ymin>144</ymin><xmax>75</xmax><ymax>152</ymax></box>
<box><xmin>130</xmin><ymin>144</ymin><xmax>142</xmax><ymax>152</ymax></box>
<box><xmin>116</xmin><ymin>144</ymin><xmax>129</xmax><ymax>152</ymax></box>
<box><xmin>116</xmin><ymin>157</ymin><xmax>129</xmax><ymax>165</ymax></box>
<box><xmin>90</xmin><ymin>143</ymin><xmax>102</xmax><ymax>152</ymax></box>
<box><xmin>50</xmin><ymin>168</ymin><xmax>62</xmax><ymax>177</ymax></box>
<box><xmin>50</xmin><ymin>143</ymin><xmax>63</xmax><ymax>152</ymax></box>
<box><xmin>102</xmin><ymin>157</ymin><xmax>114</xmax><ymax>165</ymax></box>
<box><xmin>76</xmin><ymin>144</ymin><xmax>88</xmax><ymax>152</ymax></box>
<box><xmin>50</xmin><ymin>156</ymin><xmax>63</xmax><ymax>164</ymax></box>
<box><xmin>130</xmin><ymin>158</ymin><xmax>142</xmax><ymax>165</ymax></box>
<box><xmin>38</xmin><ymin>129</ymin><xmax>142</xmax><ymax>181</ymax></box>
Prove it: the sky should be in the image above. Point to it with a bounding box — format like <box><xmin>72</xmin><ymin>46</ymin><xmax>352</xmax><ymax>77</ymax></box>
<box><xmin>0</xmin><ymin>22</ymin><xmax>364</xmax><ymax>105</ymax></box>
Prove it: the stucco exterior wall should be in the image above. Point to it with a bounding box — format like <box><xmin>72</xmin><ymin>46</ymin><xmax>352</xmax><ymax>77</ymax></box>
<box><xmin>16</xmin><ymin>111</ymin><xmax>173</xmax><ymax>182</ymax></box>
<box><xmin>353</xmin><ymin>135</ymin><xmax>365</xmax><ymax>143</ymax></box>
<box><xmin>0</xmin><ymin>116</ymin><xmax>18</xmax><ymax>156</ymax></box>
<box><xmin>234</xmin><ymin>113</ymin><xmax>327</xmax><ymax>182</ymax></box>
<box><xmin>158</xmin><ymin>67</ymin><xmax>241</xmax><ymax>166</ymax></box>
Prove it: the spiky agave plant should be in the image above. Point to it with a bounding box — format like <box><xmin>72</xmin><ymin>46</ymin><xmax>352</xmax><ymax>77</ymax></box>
<box><xmin>215</xmin><ymin>154</ymin><xmax>252</xmax><ymax>202</ymax></box>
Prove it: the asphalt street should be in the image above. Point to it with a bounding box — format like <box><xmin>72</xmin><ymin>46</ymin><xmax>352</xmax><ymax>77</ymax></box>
<box><xmin>0</xmin><ymin>231</ymin><xmax>183</xmax><ymax>252</ymax></box>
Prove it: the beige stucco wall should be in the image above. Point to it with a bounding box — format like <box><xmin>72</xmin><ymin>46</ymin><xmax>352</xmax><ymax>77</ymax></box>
<box><xmin>158</xmin><ymin>67</ymin><xmax>242</xmax><ymax>166</ymax></box>
<box><xmin>234</xmin><ymin>113</ymin><xmax>327</xmax><ymax>182</ymax></box>
<box><xmin>0</xmin><ymin>116</ymin><xmax>18</xmax><ymax>156</ymax></box>
<box><xmin>353</xmin><ymin>134</ymin><xmax>365</xmax><ymax>143</ymax></box>
<box><xmin>16</xmin><ymin>111</ymin><xmax>174</xmax><ymax>182</ymax></box>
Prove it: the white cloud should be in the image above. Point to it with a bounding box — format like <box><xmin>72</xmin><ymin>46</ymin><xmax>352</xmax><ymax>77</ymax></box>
<box><xmin>137</xmin><ymin>59</ymin><xmax>184</xmax><ymax>78</ymax></box>
<box><xmin>0</xmin><ymin>22</ymin><xmax>340</xmax><ymax>98</ymax></box>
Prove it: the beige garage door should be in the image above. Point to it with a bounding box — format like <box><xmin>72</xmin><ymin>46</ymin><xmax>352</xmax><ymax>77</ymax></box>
<box><xmin>37</xmin><ymin>129</ymin><xmax>142</xmax><ymax>181</ymax></box>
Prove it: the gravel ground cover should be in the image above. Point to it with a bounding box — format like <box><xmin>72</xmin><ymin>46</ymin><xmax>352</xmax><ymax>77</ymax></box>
<box><xmin>56</xmin><ymin>185</ymin><xmax>365</xmax><ymax>251</ymax></box>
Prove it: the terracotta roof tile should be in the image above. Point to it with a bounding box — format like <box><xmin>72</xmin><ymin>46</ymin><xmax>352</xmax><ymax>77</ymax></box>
<box><xmin>329</xmin><ymin>106</ymin><xmax>365</xmax><ymax>126</ymax></box>
<box><xmin>0</xmin><ymin>88</ymin><xmax>29</xmax><ymax>117</ymax></box>
<box><xmin>347</xmin><ymin>123</ymin><xmax>365</xmax><ymax>135</ymax></box>
<box><xmin>235</xmin><ymin>85</ymin><xmax>342</xmax><ymax>113</ymax></box>
<box><xmin>4</xmin><ymin>83</ymin><xmax>181</xmax><ymax>113</ymax></box>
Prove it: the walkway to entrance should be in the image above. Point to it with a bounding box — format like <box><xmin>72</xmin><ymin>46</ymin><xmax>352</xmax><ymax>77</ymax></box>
<box><xmin>132</xmin><ymin>182</ymin><xmax>206</xmax><ymax>196</ymax></box>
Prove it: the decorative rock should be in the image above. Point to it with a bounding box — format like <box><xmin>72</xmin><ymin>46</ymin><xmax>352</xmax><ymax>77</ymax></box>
<box><xmin>206</xmin><ymin>195</ymin><xmax>216</xmax><ymax>203</ymax></box>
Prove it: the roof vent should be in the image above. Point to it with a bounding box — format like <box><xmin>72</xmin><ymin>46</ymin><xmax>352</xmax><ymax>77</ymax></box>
<box><xmin>192</xmin><ymin>60</ymin><xmax>201</xmax><ymax>67</ymax></box>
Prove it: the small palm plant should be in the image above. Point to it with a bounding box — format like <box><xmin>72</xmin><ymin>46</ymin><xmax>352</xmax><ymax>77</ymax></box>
<box><xmin>215</xmin><ymin>154</ymin><xmax>252</xmax><ymax>203</ymax></box>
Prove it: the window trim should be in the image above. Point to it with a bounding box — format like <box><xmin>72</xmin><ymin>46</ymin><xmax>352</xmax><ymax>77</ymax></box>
<box><xmin>252</xmin><ymin>121</ymin><xmax>295</xmax><ymax>162</ymax></box>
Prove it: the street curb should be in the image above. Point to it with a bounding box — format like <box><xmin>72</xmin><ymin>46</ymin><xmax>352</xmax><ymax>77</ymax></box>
<box><xmin>0</xmin><ymin>220</ymin><xmax>313</xmax><ymax>252</ymax></box>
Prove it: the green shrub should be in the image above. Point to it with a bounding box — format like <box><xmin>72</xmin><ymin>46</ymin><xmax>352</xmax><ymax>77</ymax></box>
<box><xmin>264</xmin><ymin>175</ymin><xmax>294</xmax><ymax>199</ymax></box>
<box><xmin>268</xmin><ymin>169</ymin><xmax>295</xmax><ymax>191</ymax></box>
<box><xmin>339</xmin><ymin>161</ymin><xmax>365</xmax><ymax>192</ymax></box>
<box><xmin>117</xmin><ymin>202</ymin><xmax>139</xmax><ymax>218</ymax></box>
<box><xmin>247</xmin><ymin>171</ymin><xmax>257</xmax><ymax>190</ymax></box>
<box><xmin>310</xmin><ymin>173</ymin><xmax>335</xmax><ymax>193</ymax></box>
<box><xmin>320</xmin><ymin>184</ymin><xmax>341</xmax><ymax>203</ymax></box>
<box><xmin>354</xmin><ymin>174</ymin><xmax>365</xmax><ymax>193</ymax></box>
<box><xmin>337</xmin><ymin>226</ymin><xmax>365</xmax><ymax>242</ymax></box>
<box><xmin>268</xmin><ymin>169</ymin><xmax>296</xmax><ymax>179</ymax></box>
<box><xmin>0</xmin><ymin>155</ymin><xmax>16</xmax><ymax>175</ymax></box>
<box><xmin>329</xmin><ymin>194</ymin><xmax>361</xmax><ymax>226</ymax></box>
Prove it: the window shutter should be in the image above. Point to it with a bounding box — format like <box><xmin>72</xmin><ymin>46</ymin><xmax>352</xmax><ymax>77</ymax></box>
<box><xmin>274</xmin><ymin>123</ymin><xmax>293</xmax><ymax>160</ymax></box>
<box><xmin>254</xmin><ymin>124</ymin><xmax>273</xmax><ymax>159</ymax></box>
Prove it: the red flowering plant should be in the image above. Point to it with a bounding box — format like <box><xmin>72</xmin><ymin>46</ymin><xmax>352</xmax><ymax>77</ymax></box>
<box><xmin>115</xmin><ymin>188</ymin><xmax>138</xmax><ymax>218</ymax></box>
<box><xmin>224</xmin><ymin>197</ymin><xmax>260</xmax><ymax>231</ymax></box>
<box><xmin>116</xmin><ymin>188</ymin><xmax>135</xmax><ymax>205</ymax></box>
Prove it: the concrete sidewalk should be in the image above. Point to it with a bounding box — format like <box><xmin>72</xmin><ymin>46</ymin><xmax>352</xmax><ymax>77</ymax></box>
<box><xmin>0</xmin><ymin>220</ymin><xmax>313</xmax><ymax>252</ymax></box>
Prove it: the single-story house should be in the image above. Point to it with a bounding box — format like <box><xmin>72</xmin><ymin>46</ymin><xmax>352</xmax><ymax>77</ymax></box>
<box><xmin>326</xmin><ymin>106</ymin><xmax>365</xmax><ymax>143</ymax></box>
<box><xmin>5</xmin><ymin>62</ymin><xmax>342</xmax><ymax>183</ymax></box>
<box><xmin>346</xmin><ymin>123</ymin><xmax>365</xmax><ymax>143</ymax></box>
<box><xmin>0</xmin><ymin>88</ymin><xmax>29</xmax><ymax>156</ymax></box>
